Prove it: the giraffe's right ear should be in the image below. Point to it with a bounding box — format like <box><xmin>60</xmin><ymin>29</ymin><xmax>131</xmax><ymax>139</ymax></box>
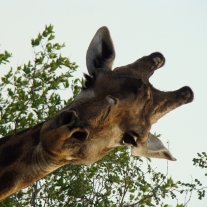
<box><xmin>86</xmin><ymin>26</ymin><xmax>115</xmax><ymax>75</ymax></box>
<box><xmin>131</xmin><ymin>133</ymin><xmax>176</xmax><ymax>161</ymax></box>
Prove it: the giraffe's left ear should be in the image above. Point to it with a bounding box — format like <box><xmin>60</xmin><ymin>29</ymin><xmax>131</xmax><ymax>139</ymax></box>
<box><xmin>131</xmin><ymin>133</ymin><xmax>176</xmax><ymax>161</ymax></box>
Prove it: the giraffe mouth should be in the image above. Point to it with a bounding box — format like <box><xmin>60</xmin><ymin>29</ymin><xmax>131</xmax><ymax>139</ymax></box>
<box><xmin>122</xmin><ymin>132</ymin><xmax>138</xmax><ymax>147</ymax></box>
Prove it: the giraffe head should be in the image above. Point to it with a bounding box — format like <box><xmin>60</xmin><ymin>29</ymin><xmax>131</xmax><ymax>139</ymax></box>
<box><xmin>0</xmin><ymin>27</ymin><xmax>194</xmax><ymax>201</ymax></box>
<box><xmin>41</xmin><ymin>27</ymin><xmax>193</xmax><ymax>164</ymax></box>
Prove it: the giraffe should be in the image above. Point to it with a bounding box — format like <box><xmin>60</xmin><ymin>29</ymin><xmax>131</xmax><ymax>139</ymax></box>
<box><xmin>0</xmin><ymin>26</ymin><xmax>194</xmax><ymax>201</ymax></box>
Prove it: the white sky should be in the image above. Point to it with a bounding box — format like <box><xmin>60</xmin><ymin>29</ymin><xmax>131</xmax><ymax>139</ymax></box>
<box><xmin>1</xmin><ymin>1</ymin><xmax>207</xmax><ymax>206</ymax></box>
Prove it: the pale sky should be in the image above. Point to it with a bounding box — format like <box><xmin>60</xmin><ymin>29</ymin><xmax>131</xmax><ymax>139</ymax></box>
<box><xmin>1</xmin><ymin>1</ymin><xmax>207</xmax><ymax>206</ymax></box>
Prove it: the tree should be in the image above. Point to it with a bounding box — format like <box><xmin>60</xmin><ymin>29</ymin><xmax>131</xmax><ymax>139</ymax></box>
<box><xmin>0</xmin><ymin>25</ymin><xmax>206</xmax><ymax>207</ymax></box>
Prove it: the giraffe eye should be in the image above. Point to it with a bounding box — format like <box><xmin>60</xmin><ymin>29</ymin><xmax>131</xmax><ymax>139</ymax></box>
<box><xmin>122</xmin><ymin>133</ymin><xmax>137</xmax><ymax>147</ymax></box>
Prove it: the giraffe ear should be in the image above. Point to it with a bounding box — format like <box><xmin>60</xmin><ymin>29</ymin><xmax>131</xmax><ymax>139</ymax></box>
<box><xmin>131</xmin><ymin>133</ymin><xmax>176</xmax><ymax>161</ymax></box>
<box><xmin>86</xmin><ymin>26</ymin><xmax>115</xmax><ymax>75</ymax></box>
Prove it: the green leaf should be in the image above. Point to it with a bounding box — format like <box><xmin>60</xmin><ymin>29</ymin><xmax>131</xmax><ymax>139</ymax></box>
<box><xmin>48</xmin><ymin>34</ymin><xmax>55</xmax><ymax>41</ymax></box>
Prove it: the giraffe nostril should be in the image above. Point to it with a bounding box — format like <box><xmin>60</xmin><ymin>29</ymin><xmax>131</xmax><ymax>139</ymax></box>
<box><xmin>58</xmin><ymin>111</ymin><xmax>77</xmax><ymax>126</ymax></box>
<box><xmin>72</xmin><ymin>131</ymin><xmax>88</xmax><ymax>142</ymax></box>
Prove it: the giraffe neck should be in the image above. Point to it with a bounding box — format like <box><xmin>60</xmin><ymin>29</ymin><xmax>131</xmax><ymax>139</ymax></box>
<box><xmin>0</xmin><ymin>122</ymin><xmax>61</xmax><ymax>201</ymax></box>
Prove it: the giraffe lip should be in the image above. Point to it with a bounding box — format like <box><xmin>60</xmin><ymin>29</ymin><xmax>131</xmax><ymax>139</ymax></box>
<box><xmin>122</xmin><ymin>133</ymin><xmax>137</xmax><ymax>147</ymax></box>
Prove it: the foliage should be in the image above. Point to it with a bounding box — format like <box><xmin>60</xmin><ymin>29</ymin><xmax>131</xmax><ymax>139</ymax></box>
<box><xmin>0</xmin><ymin>24</ymin><xmax>79</xmax><ymax>136</ymax></box>
<box><xmin>0</xmin><ymin>25</ymin><xmax>206</xmax><ymax>207</ymax></box>
<box><xmin>193</xmin><ymin>152</ymin><xmax>207</xmax><ymax>174</ymax></box>
<box><xmin>0</xmin><ymin>51</ymin><xmax>12</xmax><ymax>65</ymax></box>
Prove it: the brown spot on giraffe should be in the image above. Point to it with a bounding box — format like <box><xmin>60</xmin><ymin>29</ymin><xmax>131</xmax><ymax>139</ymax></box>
<box><xmin>0</xmin><ymin>171</ymin><xmax>18</xmax><ymax>199</ymax></box>
<box><xmin>0</xmin><ymin>26</ymin><xmax>193</xmax><ymax>201</ymax></box>
<box><xmin>0</xmin><ymin>141</ymin><xmax>23</xmax><ymax>167</ymax></box>
<box><xmin>0</xmin><ymin>135</ymin><xmax>12</xmax><ymax>146</ymax></box>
